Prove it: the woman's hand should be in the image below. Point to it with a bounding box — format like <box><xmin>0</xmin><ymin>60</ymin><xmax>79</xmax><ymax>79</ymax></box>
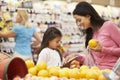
<box><xmin>89</xmin><ymin>41</ymin><xmax>102</xmax><ymax>52</ymax></box>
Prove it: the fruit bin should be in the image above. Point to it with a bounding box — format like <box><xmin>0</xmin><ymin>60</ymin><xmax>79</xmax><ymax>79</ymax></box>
<box><xmin>21</xmin><ymin>60</ymin><xmax>111</xmax><ymax>80</ymax></box>
<box><xmin>0</xmin><ymin>52</ymin><xmax>28</xmax><ymax>80</ymax></box>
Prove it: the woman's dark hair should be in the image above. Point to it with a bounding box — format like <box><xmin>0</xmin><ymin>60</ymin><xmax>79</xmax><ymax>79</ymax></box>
<box><xmin>73</xmin><ymin>1</ymin><xmax>105</xmax><ymax>48</ymax></box>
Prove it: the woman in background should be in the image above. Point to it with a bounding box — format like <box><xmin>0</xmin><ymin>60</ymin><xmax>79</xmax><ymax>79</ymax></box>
<box><xmin>0</xmin><ymin>9</ymin><xmax>41</xmax><ymax>60</ymax></box>
<box><xmin>73</xmin><ymin>1</ymin><xmax>120</xmax><ymax>70</ymax></box>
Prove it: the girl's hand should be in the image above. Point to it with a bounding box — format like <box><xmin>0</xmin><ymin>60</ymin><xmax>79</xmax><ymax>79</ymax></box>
<box><xmin>70</xmin><ymin>60</ymin><xmax>80</xmax><ymax>69</ymax></box>
<box><xmin>89</xmin><ymin>41</ymin><xmax>102</xmax><ymax>52</ymax></box>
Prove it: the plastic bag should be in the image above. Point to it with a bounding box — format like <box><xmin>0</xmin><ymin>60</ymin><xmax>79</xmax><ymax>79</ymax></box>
<box><xmin>84</xmin><ymin>48</ymin><xmax>96</xmax><ymax>67</ymax></box>
<box><xmin>62</xmin><ymin>53</ymin><xmax>85</xmax><ymax>68</ymax></box>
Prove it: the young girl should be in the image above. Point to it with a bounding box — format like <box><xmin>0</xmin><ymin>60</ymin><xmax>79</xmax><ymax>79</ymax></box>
<box><xmin>37</xmin><ymin>27</ymin><xmax>63</xmax><ymax>67</ymax></box>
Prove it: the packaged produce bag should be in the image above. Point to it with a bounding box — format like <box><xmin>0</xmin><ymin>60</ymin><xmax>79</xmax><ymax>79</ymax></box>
<box><xmin>62</xmin><ymin>53</ymin><xmax>85</xmax><ymax>68</ymax></box>
<box><xmin>3</xmin><ymin>12</ymin><xmax>11</xmax><ymax>21</ymax></box>
<box><xmin>0</xmin><ymin>21</ymin><xmax>5</xmax><ymax>29</ymax></box>
<box><xmin>103</xmin><ymin>58</ymin><xmax>120</xmax><ymax>80</ymax></box>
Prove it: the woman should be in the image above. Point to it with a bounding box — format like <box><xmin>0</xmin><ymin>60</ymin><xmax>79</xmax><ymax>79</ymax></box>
<box><xmin>0</xmin><ymin>10</ymin><xmax>41</xmax><ymax>60</ymax></box>
<box><xmin>73</xmin><ymin>1</ymin><xmax>120</xmax><ymax>70</ymax></box>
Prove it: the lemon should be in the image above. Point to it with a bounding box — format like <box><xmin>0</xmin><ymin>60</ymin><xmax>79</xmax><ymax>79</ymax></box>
<box><xmin>88</xmin><ymin>39</ymin><xmax>98</xmax><ymax>48</ymax></box>
<box><xmin>59</xmin><ymin>68</ymin><xmax>69</xmax><ymax>78</ymax></box>
<box><xmin>98</xmin><ymin>74</ymin><xmax>107</xmax><ymax>80</ymax></box>
<box><xmin>79</xmin><ymin>65</ymin><xmax>89</xmax><ymax>72</ymax></box>
<box><xmin>79</xmin><ymin>78</ymin><xmax>87</xmax><ymax>80</ymax></box>
<box><xmin>80</xmin><ymin>69</ymin><xmax>89</xmax><ymax>78</ymax></box>
<box><xmin>36</xmin><ymin>62</ymin><xmax>47</xmax><ymax>71</ymax></box>
<box><xmin>86</xmin><ymin>69</ymin><xmax>98</xmax><ymax>80</ymax></box>
<box><xmin>90</xmin><ymin>66</ymin><xmax>100</xmax><ymax>71</ymax></box>
<box><xmin>48</xmin><ymin>66</ymin><xmax>60</xmax><ymax>77</ymax></box>
<box><xmin>28</xmin><ymin>67</ymin><xmax>37</xmax><ymax>75</ymax></box>
<box><xmin>101</xmin><ymin>69</ymin><xmax>111</xmax><ymax>73</ymax></box>
<box><xmin>37</xmin><ymin>69</ymin><xmax>49</xmax><ymax>77</ymax></box>
<box><xmin>25</xmin><ymin>60</ymin><xmax>34</xmax><ymax>69</ymax></box>
<box><xmin>69</xmin><ymin>68</ymin><xmax>80</xmax><ymax>79</ymax></box>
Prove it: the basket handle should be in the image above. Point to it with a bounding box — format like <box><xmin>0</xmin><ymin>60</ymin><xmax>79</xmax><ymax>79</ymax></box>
<box><xmin>0</xmin><ymin>52</ymin><xmax>12</xmax><ymax>61</ymax></box>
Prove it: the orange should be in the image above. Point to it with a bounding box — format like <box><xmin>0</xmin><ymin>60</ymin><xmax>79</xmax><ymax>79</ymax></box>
<box><xmin>88</xmin><ymin>39</ymin><xmax>98</xmax><ymax>48</ymax></box>
<box><xmin>25</xmin><ymin>73</ymin><xmax>32</xmax><ymax>78</ymax></box>
<box><xmin>80</xmin><ymin>78</ymin><xmax>87</xmax><ymax>80</ymax></box>
<box><xmin>48</xmin><ymin>66</ymin><xmax>60</xmax><ymax>77</ymax></box>
<box><xmin>37</xmin><ymin>69</ymin><xmax>49</xmax><ymax>77</ymax></box>
<box><xmin>98</xmin><ymin>74</ymin><xmax>107</xmax><ymax>80</ymax></box>
<box><xmin>79</xmin><ymin>66</ymin><xmax>89</xmax><ymax>78</ymax></box>
<box><xmin>86</xmin><ymin>69</ymin><xmax>98</xmax><ymax>80</ymax></box>
<box><xmin>59</xmin><ymin>67</ymin><xmax>69</xmax><ymax>78</ymax></box>
<box><xmin>101</xmin><ymin>69</ymin><xmax>111</xmax><ymax>73</ymax></box>
<box><xmin>90</xmin><ymin>66</ymin><xmax>101</xmax><ymax>76</ymax></box>
<box><xmin>28</xmin><ymin>67</ymin><xmax>37</xmax><ymax>75</ymax></box>
<box><xmin>69</xmin><ymin>68</ymin><xmax>80</xmax><ymax>79</ymax></box>
<box><xmin>70</xmin><ymin>60</ymin><xmax>80</xmax><ymax>69</ymax></box>
<box><xmin>79</xmin><ymin>65</ymin><xmax>89</xmax><ymax>72</ymax></box>
<box><xmin>80</xmin><ymin>69</ymin><xmax>89</xmax><ymax>78</ymax></box>
<box><xmin>36</xmin><ymin>62</ymin><xmax>47</xmax><ymax>71</ymax></box>
<box><xmin>90</xmin><ymin>66</ymin><xmax>100</xmax><ymax>70</ymax></box>
<box><xmin>25</xmin><ymin>60</ymin><xmax>35</xmax><ymax>69</ymax></box>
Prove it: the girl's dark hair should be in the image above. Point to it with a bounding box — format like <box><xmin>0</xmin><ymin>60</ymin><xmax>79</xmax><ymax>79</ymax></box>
<box><xmin>73</xmin><ymin>1</ymin><xmax>105</xmax><ymax>48</ymax></box>
<box><xmin>40</xmin><ymin>27</ymin><xmax>62</xmax><ymax>52</ymax></box>
<box><xmin>39</xmin><ymin>27</ymin><xmax>62</xmax><ymax>61</ymax></box>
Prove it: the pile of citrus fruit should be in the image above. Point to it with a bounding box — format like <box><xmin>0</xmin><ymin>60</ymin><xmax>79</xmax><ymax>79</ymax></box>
<box><xmin>24</xmin><ymin>60</ymin><xmax>111</xmax><ymax>80</ymax></box>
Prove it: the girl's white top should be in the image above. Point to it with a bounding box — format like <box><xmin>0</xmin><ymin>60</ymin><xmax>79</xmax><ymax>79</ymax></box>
<box><xmin>37</xmin><ymin>47</ymin><xmax>62</xmax><ymax>67</ymax></box>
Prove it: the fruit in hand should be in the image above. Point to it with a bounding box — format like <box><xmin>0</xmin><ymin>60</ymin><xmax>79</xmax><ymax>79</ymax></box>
<box><xmin>70</xmin><ymin>60</ymin><xmax>80</xmax><ymax>68</ymax></box>
<box><xmin>88</xmin><ymin>39</ymin><xmax>98</xmax><ymax>48</ymax></box>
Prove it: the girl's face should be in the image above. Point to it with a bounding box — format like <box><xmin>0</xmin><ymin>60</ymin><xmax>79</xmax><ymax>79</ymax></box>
<box><xmin>16</xmin><ymin>13</ymin><xmax>22</xmax><ymax>23</ymax></box>
<box><xmin>73</xmin><ymin>14</ymin><xmax>91</xmax><ymax>30</ymax></box>
<box><xmin>48</xmin><ymin>37</ymin><xmax>61</xmax><ymax>49</ymax></box>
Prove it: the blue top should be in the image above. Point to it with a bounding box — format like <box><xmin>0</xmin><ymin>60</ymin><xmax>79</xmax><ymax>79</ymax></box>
<box><xmin>12</xmin><ymin>25</ymin><xmax>35</xmax><ymax>55</ymax></box>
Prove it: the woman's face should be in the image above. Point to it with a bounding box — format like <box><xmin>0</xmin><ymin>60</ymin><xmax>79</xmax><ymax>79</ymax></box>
<box><xmin>73</xmin><ymin>15</ymin><xmax>91</xmax><ymax>30</ymax></box>
<box><xmin>16</xmin><ymin>13</ymin><xmax>22</xmax><ymax>23</ymax></box>
<box><xmin>48</xmin><ymin>37</ymin><xmax>61</xmax><ymax>49</ymax></box>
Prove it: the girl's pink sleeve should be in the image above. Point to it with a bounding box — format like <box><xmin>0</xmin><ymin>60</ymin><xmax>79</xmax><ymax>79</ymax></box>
<box><xmin>101</xmin><ymin>21</ymin><xmax>120</xmax><ymax>56</ymax></box>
